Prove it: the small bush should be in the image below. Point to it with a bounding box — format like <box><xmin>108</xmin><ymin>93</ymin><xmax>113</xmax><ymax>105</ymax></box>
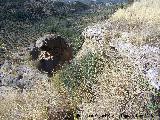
<box><xmin>58</xmin><ymin>53</ymin><xmax>105</xmax><ymax>104</ymax></box>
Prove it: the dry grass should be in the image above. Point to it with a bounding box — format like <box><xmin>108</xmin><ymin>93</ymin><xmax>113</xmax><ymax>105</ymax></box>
<box><xmin>0</xmin><ymin>56</ymin><xmax>73</xmax><ymax>120</ymax></box>
<box><xmin>77</xmin><ymin>0</ymin><xmax>160</xmax><ymax>119</ymax></box>
<box><xmin>0</xmin><ymin>73</ymin><xmax>74</xmax><ymax>120</ymax></box>
<box><xmin>79</xmin><ymin>48</ymin><xmax>154</xmax><ymax>119</ymax></box>
<box><xmin>0</xmin><ymin>0</ymin><xmax>159</xmax><ymax>119</ymax></box>
<box><xmin>0</xmin><ymin>74</ymin><xmax>55</xmax><ymax>120</ymax></box>
<box><xmin>108</xmin><ymin>0</ymin><xmax>160</xmax><ymax>45</ymax></box>
<box><xmin>111</xmin><ymin>0</ymin><xmax>160</xmax><ymax>25</ymax></box>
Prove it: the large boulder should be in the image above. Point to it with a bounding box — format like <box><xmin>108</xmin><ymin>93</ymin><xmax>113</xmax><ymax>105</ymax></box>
<box><xmin>30</xmin><ymin>34</ymin><xmax>73</xmax><ymax>76</ymax></box>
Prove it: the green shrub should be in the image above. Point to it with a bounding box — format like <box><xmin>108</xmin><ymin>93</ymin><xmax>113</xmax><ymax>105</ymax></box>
<box><xmin>59</xmin><ymin>53</ymin><xmax>105</xmax><ymax>103</ymax></box>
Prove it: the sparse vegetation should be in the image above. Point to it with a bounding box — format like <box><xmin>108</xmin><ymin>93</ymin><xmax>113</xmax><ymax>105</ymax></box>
<box><xmin>0</xmin><ymin>0</ymin><xmax>160</xmax><ymax>119</ymax></box>
<box><xmin>59</xmin><ymin>53</ymin><xmax>105</xmax><ymax>102</ymax></box>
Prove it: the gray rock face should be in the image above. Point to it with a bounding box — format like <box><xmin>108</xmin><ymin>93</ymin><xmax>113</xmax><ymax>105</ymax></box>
<box><xmin>110</xmin><ymin>39</ymin><xmax>160</xmax><ymax>90</ymax></box>
<box><xmin>0</xmin><ymin>59</ymin><xmax>59</xmax><ymax>120</ymax></box>
<box><xmin>0</xmin><ymin>60</ymin><xmax>48</xmax><ymax>91</ymax></box>
<box><xmin>80</xmin><ymin>21</ymin><xmax>160</xmax><ymax>90</ymax></box>
<box><xmin>30</xmin><ymin>34</ymin><xmax>73</xmax><ymax>76</ymax></box>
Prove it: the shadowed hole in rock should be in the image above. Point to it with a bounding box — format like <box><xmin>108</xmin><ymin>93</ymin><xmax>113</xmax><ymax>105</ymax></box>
<box><xmin>135</xmin><ymin>114</ymin><xmax>144</xmax><ymax>118</ymax></box>
<box><xmin>150</xmin><ymin>90</ymin><xmax>160</xmax><ymax>117</ymax></box>
<box><xmin>30</xmin><ymin>34</ymin><xmax>73</xmax><ymax>77</ymax></box>
<box><xmin>47</xmin><ymin>107</ymin><xmax>74</xmax><ymax>120</ymax></box>
<box><xmin>76</xmin><ymin>114</ymin><xmax>81</xmax><ymax>119</ymax></box>
<box><xmin>88</xmin><ymin>114</ymin><xmax>94</xmax><ymax>117</ymax></box>
<box><xmin>30</xmin><ymin>47</ymin><xmax>40</xmax><ymax>60</ymax></box>
<box><xmin>17</xmin><ymin>75</ymin><xmax>23</xmax><ymax>80</ymax></box>
<box><xmin>99</xmin><ymin>113</ymin><xmax>109</xmax><ymax>118</ymax></box>
<box><xmin>0</xmin><ymin>79</ymin><xmax>2</xmax><ymax>86</ymax></box>
<box><xmin>120</xmin><ymin>113</ymin><xmax>130</xmax><ymax>119</ymax></box>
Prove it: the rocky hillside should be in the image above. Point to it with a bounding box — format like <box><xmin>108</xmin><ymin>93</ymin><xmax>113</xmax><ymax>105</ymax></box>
<box><xmin>76</xmin><ymin>0</ymin><xmax>160</xmax><ymax>119</ymax></box>
<box><xmin>80</xmin><ymin>0</ymin><xmax>160</xmax><ymax>90</ymax></box>
<box><xmin>0</xmin><ymin>0</ymin><xmax>159</xmax><ymax>119</ymax></box>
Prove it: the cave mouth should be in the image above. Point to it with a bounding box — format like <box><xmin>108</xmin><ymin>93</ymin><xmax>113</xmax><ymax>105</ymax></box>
<box><xmin>30</xmin><ymin>34</ymin><xmax>73</xmax><ymax>76</ymax></box>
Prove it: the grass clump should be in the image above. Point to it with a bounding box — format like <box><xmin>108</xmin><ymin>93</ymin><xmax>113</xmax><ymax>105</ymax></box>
<box><xmin>111</xmin><ymin>0</ymin><xmax>160</xmax><ymax>25</ymax></box>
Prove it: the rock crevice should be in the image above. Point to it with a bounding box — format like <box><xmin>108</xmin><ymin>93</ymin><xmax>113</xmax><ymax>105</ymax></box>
<box><xmin>30</xmin><ymin>34</ymin><xmax>73</xmax><ymax>76</ymax></box>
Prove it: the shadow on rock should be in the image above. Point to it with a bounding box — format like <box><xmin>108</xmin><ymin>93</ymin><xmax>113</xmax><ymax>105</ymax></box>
<box><xmin>47</xmin><ymin>107</ymin><xmax>74</xmax><ymax>120</ymax></box>
<box><xmin>30</xmin><ymin>34</ymin><xmax>73</xmax><ymax>77</ymax></box>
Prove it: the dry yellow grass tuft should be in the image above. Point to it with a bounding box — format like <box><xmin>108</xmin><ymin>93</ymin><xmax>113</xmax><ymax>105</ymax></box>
<box><xmin>111</xmin><ymin>0</ymin><xmax>160</xmax><ymax>25</ymax></box>
<box><xmin>108</xmin><ymin>0</ymin><xmax>160</xmax><ymax>45</ymax></box>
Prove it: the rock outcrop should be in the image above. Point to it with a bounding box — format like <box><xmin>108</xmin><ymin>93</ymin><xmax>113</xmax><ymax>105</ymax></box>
<box><xmin>0</xmin><ymin>49</ymin><xmax>72</xmax><ymax>120</ymax></box>
<box><xmin>30</xmin><ymin>34</ymin><xmax>73</xmax><ymax>76</ymax></box>
<box><xmin>79</xmin><ymin>9</ymin><xmax>160</xmax><ymax>91</ymax></box>
<box><xmin>76</xmin><ymin>0</ymin><xmax>160</xmax><ymax>119</ymax></box>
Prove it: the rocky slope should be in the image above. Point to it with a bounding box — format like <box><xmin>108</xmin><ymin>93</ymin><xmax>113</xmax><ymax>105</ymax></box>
<box><xmin>76</xmin><ymin>0</ymin><xmax>160</xmax><ymax>119</ymax></box>
<box><xmin>80</xmin><ymin>21</ymin><xmax>160</xmax><ymax>90</ymax></box>
<box><xmin>79</xmin><ymin>0</ymin><xmax>160</xmax><ymax>90</ymax></box>
<box><xmin>0</xmin><ymin>0</ymin><xmax>159</xmax><ymax>119</ymax></box>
